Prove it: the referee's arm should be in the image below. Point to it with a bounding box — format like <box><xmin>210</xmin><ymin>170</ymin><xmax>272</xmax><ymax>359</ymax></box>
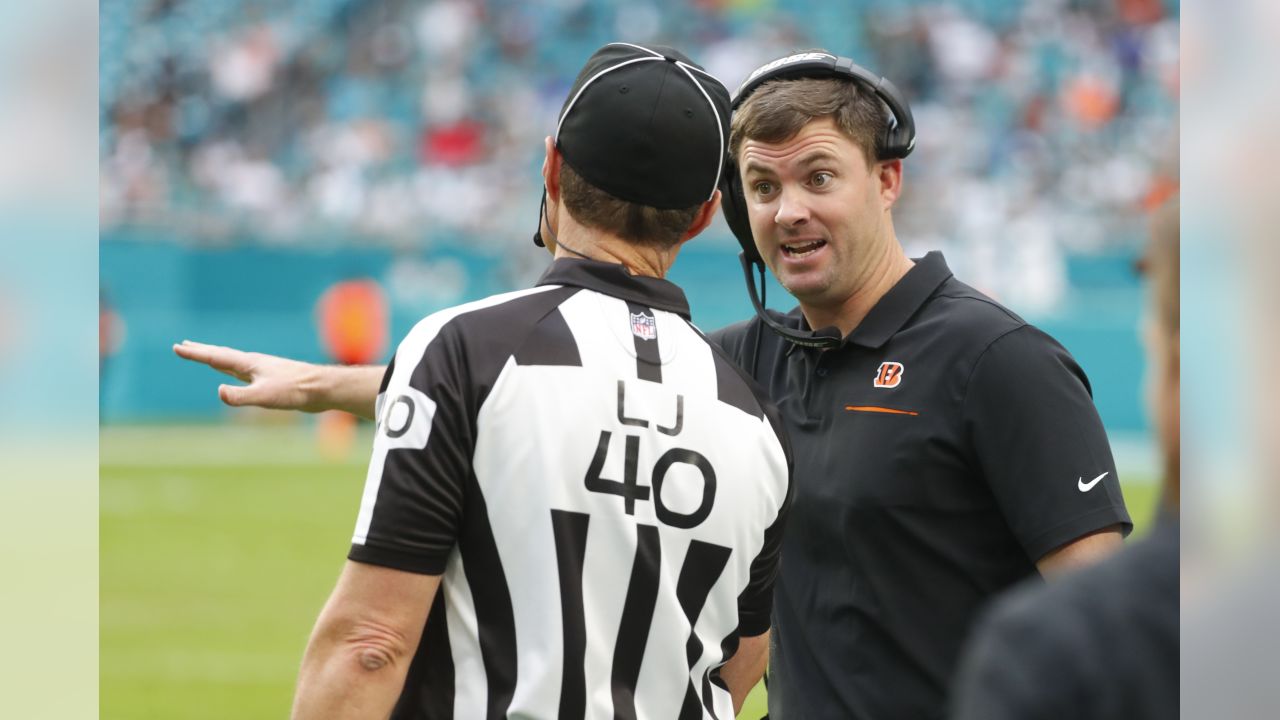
<box><xmin>173</xmin><ymin>340</ymin><xmax>385</xmax><ymax>419</ymax></box>
<box><xmin>721</xmin><ymin>629</ymin><xmax>770</xmax><ymax>715</ymax></box>
<box><xmin>292</xmin><ymin>560</ymin><xmax>440</xmax><ymax>720</ymax></box>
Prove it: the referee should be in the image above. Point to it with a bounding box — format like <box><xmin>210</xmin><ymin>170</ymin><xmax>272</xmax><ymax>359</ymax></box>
<box><xmin>287</xmin><ymin>43</ymin><xmax>792</xmax><ymax>719</ymax></box>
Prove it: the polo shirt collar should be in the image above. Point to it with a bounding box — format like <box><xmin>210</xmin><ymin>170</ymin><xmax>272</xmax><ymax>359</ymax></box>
<box><xmin>537</xmin><ymin>257</ymin><xmax>692</xmax><ymax>319</ymax></box>
<box><xmin>846</xmin><ymin>251</ymin><xmax>953</xmax><ymax>349</ymax></box>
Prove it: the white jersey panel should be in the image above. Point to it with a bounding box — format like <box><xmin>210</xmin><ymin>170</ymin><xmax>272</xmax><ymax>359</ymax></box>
<box><xmin>441</xmin><ymin>552</ymin><xmax>487</xmax><ymax>720</ymax></box>
<box><xmin>556</xmin><ymin>290</ymin><xmax>637</xmax><ymax>376</ymax></box>
<box><xmin>646</xmin><ymin>314</ymin><xmax>717</xmax><ymax>397</ymax></box>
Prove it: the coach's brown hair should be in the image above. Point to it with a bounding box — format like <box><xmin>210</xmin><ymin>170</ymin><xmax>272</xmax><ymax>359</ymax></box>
<box><xmin>729</xmin><ymin>76</ymin><xmax>889</xmax><ymax>167</ymax></box>
<box><xmin>559</xmin><ymin>162</ymin><xmax>702</xmax><ymax>249</ymax></box>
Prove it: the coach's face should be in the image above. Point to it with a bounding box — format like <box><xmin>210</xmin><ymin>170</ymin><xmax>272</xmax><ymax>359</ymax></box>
<box><xmin>738</xmin><ymin>116</ymin><xmax>901</xmax><ymax>311</ymax></box>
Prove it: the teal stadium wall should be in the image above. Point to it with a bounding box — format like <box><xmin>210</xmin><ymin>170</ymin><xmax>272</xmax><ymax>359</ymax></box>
<box><xmin>100</xmin><ymin>231</ymin><xmax>1147</xmax><ymax>435</ymax></box>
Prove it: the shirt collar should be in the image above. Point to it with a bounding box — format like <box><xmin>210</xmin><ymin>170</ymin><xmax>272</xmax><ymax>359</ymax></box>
<box><xmin>536</xmin><ymin>258</ymin><xmax>692</xmax><ymax>319</ymax></box>
<box><xmin>846</xmin><ymin>251</ymin><xmax>953</xmax><ymax>349</ymax></box>
<box><xmin>784</xmin><ymin>250</ymin><xmax>953</xmax><ymax>355</ymax></box>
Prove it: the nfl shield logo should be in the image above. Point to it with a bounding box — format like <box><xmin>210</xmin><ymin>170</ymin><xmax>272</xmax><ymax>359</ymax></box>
<box><xmin>630</xmin><ymin>312</ymin><xmax>657</xmax><ymax>341</ymax></box>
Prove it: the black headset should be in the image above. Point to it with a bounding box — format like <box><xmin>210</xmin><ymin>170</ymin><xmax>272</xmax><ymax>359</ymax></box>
<box><xmin>719</xmin><ymin>52</ymin><xmax>917</xmax><ymax>349</ymax></box>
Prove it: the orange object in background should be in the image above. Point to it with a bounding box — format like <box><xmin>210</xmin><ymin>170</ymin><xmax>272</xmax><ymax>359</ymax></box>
<box><xmin>316</xmin><ymin>279</ymin><xmax>389</xmax><ymax>367</ymax></box>
<box><xmin>317</xmin><ymin>407</ymin><xmax>360</xmax><ymax>461</ymax></box>
<box><xmin>1062</xmin><ymin>74</ymin><xmax>1120</xmax><ymax>129</ymax></box>
<box><xmin>1142</xmin><ymin>175</ymin><xmax>1179</xmax><ymax>212</ymax></box>
<box><xmin>1117</xmin><ymin>0</ymin><xmax>1164</xmax><ymax>26</ymax></box>
<box><xmin>316</xmin><ymin>278</ymin><xmax>389</xmax><ymax>458</ymax></box>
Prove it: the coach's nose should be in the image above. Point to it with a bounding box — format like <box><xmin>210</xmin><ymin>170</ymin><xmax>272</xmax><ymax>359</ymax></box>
<box><xmin>774</xmin><ymin>187</ymin><xmax>810</xmax><ymax>228</ymax></box>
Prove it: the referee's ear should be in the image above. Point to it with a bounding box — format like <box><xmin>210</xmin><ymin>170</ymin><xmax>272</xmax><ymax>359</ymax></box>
<box><xmin>678</xmin><ymin>190</ymin><xmax>723</xmax><ymax>245</ymax></box>
<box><xmin>542</xmin><ymin>136</ymin><xmax>563</xmax><ymax>204</ymax></box>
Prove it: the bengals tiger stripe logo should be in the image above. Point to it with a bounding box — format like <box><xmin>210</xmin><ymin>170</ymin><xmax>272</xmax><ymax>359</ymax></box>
<box><xmin>874</xmin><ymin>361</ymin><xmax>904</xmax><ymax>389</ymax></box>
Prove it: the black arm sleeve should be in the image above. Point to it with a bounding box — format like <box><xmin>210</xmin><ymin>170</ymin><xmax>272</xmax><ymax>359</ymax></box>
<box><xmin>735</xmin><ymin>477</ymin><xmax>792</xmax><ymax>636</ymax></box>
<box><xmin>735</xmin><ymin>401</ymin><xmax>795</xmax><ymax>637</ymax></box>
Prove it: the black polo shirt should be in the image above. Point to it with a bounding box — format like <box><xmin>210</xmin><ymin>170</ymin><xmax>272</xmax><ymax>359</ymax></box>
<box><xmin>710</xmin><ymin>251</ymin><xmax>1131</xmax><ymax>720</ymax></box>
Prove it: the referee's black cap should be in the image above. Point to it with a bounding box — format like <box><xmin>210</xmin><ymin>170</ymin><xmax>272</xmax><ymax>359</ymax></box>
<box><xmin>555</xmin><ymin>42</ymin><xmax>731</xmax><ymax>210</ymax></box>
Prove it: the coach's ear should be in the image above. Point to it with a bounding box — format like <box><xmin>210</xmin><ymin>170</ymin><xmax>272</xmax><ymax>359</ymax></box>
<box><xmin>878</xmin><ymin>158</ymin><xmax>903</xmax><ymax>211</ymax></box>
<box><xmin>678</xmin><ymin>190</ymin><xmax>722</xmax><ymax>245</ymax></box>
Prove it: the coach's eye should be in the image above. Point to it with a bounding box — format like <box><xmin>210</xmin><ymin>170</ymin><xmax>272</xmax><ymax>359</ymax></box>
<box><xmin>811</xmin><ymin>172</ymin><xmax>833</xmax><ymax>187</ymax></box>
<box><xmin>753</xmin><ymin>181</ymin><xmax>774</xmax><ymax>197</ymax></box>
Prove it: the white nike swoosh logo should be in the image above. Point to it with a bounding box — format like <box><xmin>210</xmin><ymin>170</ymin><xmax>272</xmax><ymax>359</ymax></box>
<box><xmin>1077</xmin><ymin>471</ymin><xmax>1109</xmax><ymax>492</ymax></box>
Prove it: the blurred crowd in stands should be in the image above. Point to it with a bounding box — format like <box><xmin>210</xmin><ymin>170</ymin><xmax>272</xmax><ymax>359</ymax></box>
<box><xmin>101</xmin><ymin>0</ymin><xmax>1178</xmax><ymax>311</ymax></box>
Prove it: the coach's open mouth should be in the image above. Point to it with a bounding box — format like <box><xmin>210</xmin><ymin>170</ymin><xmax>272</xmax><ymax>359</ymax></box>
<box><xmin>782</xmin><ymin>239</ymin><xmax>827</xmax><ymax>258</ymax></box>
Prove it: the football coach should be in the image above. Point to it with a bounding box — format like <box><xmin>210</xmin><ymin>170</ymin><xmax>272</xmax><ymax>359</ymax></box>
<box><xmin>705</xmin><ymin>51</ymin><xmax>1132</xmax><ymax>718</ymax></box>
<box><xmin>177</xmin><ymin>50</ymin><xmax>1131</xmax><ymax>719</ymax></box>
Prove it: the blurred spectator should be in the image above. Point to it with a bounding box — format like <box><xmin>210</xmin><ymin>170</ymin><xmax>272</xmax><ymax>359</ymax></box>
<box><xmin>100</xmin><ymin>0</ymin><xmax>1178</xmax><ymax>312</ymax></box>
<box><xmin>209</xmin><ymin>23</ymin><xmax>281</xmax><ymax>102</ymax></box>
<box><xmin>99</xmin><ymin>289</ymin><xmax>126</xmax><ymax>416</ymax></box>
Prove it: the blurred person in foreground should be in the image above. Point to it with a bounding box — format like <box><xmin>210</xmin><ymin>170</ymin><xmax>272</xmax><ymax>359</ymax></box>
<box><xmin>285</xmin><ymin>43</ymin><xmax>792</xmax><ymax>719</ymax></box>
<box><xmin>949</xmin><ymin>196</ymin><xmax>1180</xmax><ymax>720</ymax></box>
<box><xmin>178</xmin><ymin>51</ymin><xmax>1130</xmax><ymax>718</ymax></box>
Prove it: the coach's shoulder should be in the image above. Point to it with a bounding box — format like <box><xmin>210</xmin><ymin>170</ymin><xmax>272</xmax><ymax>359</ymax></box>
<box><xmin>926</xmin><ymin>276</ymin><xmax>1088</xmax><ymax>373</ymax></box>
<box><xmin>928</xmin><ymin>276</ymin><xmax>1030</xmax><ymax>343</ymax></box>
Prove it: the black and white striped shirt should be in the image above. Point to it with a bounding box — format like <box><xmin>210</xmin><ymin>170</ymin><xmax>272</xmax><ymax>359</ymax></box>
<box><xmin>350</xmin><ymin>258</ymin><xmax>793</xmax><ymax>720</ymax></box>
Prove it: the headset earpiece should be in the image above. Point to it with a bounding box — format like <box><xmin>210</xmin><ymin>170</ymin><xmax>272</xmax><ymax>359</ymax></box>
<box><xmin>719</xmin><ymin>157</ymin><xmax>760</xmax><ymax>266</ymax></box>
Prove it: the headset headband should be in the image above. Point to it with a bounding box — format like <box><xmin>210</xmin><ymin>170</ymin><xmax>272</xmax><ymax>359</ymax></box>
<box><xmin>731</xmin><ymin>52</ymin><xmax>915</xmax><ymax>159</ymax></box>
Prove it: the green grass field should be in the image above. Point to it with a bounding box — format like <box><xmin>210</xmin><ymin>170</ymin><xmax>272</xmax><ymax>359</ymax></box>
<box><xmin>102</xmin><ymin>423</ymin><xmax>1160</xmax><ymax>719</ymax></box>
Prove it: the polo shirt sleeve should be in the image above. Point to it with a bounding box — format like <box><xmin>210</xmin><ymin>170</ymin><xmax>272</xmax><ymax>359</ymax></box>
<box><xmin>961</xmin><ymin>325</ymin><xmax>1131</xmax><ymax>562</ymax></box>
<box><xmin>348</xmin><ymin>321</ymin><xmax>474</xmax><ymax>575</ymax></box>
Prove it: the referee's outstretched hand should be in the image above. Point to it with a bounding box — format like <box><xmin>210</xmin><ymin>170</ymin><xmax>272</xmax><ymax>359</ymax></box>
<box><xmin>173</xmin><ymin>339</ymin><xmax>321</xmax><ymax>412</ymax></box>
